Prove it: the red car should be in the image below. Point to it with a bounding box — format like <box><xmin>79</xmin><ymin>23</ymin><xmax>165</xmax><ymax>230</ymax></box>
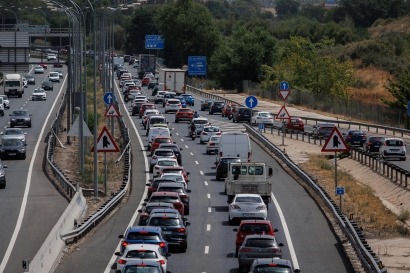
<box><xmin>141</xmin><ymin>77</ymin><xmax>151</xmax><ymax>86</ymax></box>
<box><xmin>285</xmin><ymin>117</ymin><xmax>304</xmax><ymax>132</ymax></box>
<box><xmin>233</xmin><ymin>220</ymin><xmax>278</xmax><ymax>255</ymax></box>
<box><xmin>147</xmin><ymin>191</ymin><xmax>185</xmax><ymax>216</ymax></box>
<box><xmin>139</xmin><ymin>103</ymin><xmax>155</xmax><ymax>118</ymax></box>
<box><xmin>175</xmin><ymin>108</ymin><xmax>194</xmax><ymax>123</ymax></box>
<box><xmin>39</xmin><ymin>63</ymin><xmax>48</xmax><ymax>69</ymax></box>
<box><xmin>151</xmin><ymin>137</ymin><xmax>173</xmax><ymax>155</ymax></box>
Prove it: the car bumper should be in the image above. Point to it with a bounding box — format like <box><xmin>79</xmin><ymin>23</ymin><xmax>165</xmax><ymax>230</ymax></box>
<box><xmin>238</xmin><ymin>253</ymin><xmax>282</xmax><ymax>267</ymax></box>
<box><xmin>229</xmin><ymin>210</ymin><xmax>267</xmax><ymax>221</ymax></box>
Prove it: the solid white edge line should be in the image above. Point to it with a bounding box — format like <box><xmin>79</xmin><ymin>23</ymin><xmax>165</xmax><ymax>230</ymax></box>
<box><xmin>103</xmin><ymin>81</ymin><xmax>150</xmax><ymax>273</ymax></box>
<box><xmin>271</xmin><ymin>192</ymin><xmax>299</xmax><ymax>269</ymax></box>
<box><xmin>0</xmin><ymin>70</ymin><xmax>66</xmax><ymax>271</ymax></box>
<box><xmin>208</xmin><ymin>207</ymin><xmax>211</xmax><ymax>212</ymax></box>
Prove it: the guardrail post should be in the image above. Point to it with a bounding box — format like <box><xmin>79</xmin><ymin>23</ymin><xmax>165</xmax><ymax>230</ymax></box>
<box><xmin>383</xmin><ymin>161</ymin><xmax>386</xmax><ymax>176</ymax></box>
<box><xmin>405</xmin><ymin>173</ymin><xmax>409</xmax><ymax>188</ymax></box>
<box><xmin>395</xmin><ymin>168</ymin><xmax>399</xmax><ymax>183</ymax></box>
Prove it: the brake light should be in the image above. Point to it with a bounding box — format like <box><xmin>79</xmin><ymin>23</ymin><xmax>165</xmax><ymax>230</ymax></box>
<box><xmin>118</xmin><ymin>259</ymin><xmax>127</xmax><ymax>265</ymax></box>
<box><xmin>256</xmin><ymin>205</ymin><xmax>266</xmax><ymax>210</ymax></box>
<box><xmin>122</xmin><ymin>241</ymin><xmax>129</xmax><ymax>247</ymax></box>
<box><xmin>202</xmin><ymin>132</ymin><xmax>208</xmax><ymax>135</ymax></box>
<box><xmin>149</xmin><ymin>186</ymin><xmax>157</xmax><ymax>192</ymax></box>
<box><xmin>239</xmin><ymin>248</ymin><xmax>253</xmax><ymax>253</ymax></box>
<box><xmin>175</xmin><ymin>228</ymin><xmax>186</xmax><ymax>232</ymax></box>
<box><xmin>166</xmin><ymin>103</ymin><xmax>170</xmax><ymax>106</ymax></box>
<box><xmin>158</xmin><ymin>260</ymin><xmax>165</xmax><ymax>265</ymax></box>
<box><xmin>179</xmin><ymin>194</ymin><xmax>187</xmax><ymax>198</ymax></box>
<box><xmin>268</xmin><ymin>248</ymin><xmax>280</xmax><ymax>253</ymax></box>
<box><xmin>152</xmin><ymin>155</ymin><xmax>157</xmax><ymax>159</ymax></box>
<box><xmin>230</xmin><ymin>204</ymin><xmax>241</xmax><ymax>209</ymax></box>
<box><xmin>159</xmin><ymin>242</ymin><xmax>166</xmax><ymax>248</ymax></box>
<box><xmin>209</xmin><ymin>143</ymin><xmax>215</xmax><ymax>146</ymax></box>
<box><xmin>216</xmin><ymin>132</ymin><xmax>221</xmax><ymax>135</ymax></box>
<box><xmin>268</xmin><ymin>264</ymin><xmax>278</xmax><ymax>267</ymax></box>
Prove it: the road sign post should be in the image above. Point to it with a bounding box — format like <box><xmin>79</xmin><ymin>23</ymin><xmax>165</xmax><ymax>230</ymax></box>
<box><xmin>336</xmin><ymin>187</ymin><xmax>345</xmax><ymax>212</ymax></box>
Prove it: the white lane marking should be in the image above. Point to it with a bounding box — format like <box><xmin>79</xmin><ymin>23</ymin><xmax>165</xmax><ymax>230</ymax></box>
<box><xmin>104</xmin><ymin>77</ymin><xmax>150</xmax><ymax>273</ymax></box>
<box><xmin>206</xmin><ymin>224</ymin><xmax>211</xmax><ymax>231</ymax></box>
<box><xmin>208</xmin><ymin>207</ymin><xmax>211</xmax><ymax>212</ymax></box>
<box><xmin>204</xmin><ymin>181</ymin><xmax>208</xmax><ymax>186</ymax></box>
<box><xmin>0</xmin><ymin>75</ymin><xmax>68</xmax><ymax>272</ymax></box>
<box><xmin>190</xmin><ymin>152</ymin><xmax>194</xmax><ymax>156</ymax></box>
<box><xmin>195</xmin><ymin>161</ymin><xmax>199</xmax><ymax>164</ymax></box>
<box><xmin>207</xmin><ymin>193</ymin><xmax>211</xmax><ymax>199</ymax></box>
<box><xmin>204</xmin><ymin>246</ymin><xmax>209</xmax><ymax>254</ymax></box>
<box><xmin>200</xmin><ymin>171</ymin><xmax>204</xmax><ymax>175</ymax></box>
<box><xmin>271</xmin><ymin>192</ymin><xmax>299</xmax><ymax>270</ymax></box>
<box><xmin>176</xmin><ymin>133</ymin><xmax>179</xmax><ymax>136</ymax></box>
<box><xmin>185</xmin><ymin>145</ymin><xmax>188</xmax><ymax>149</ymax></box>
<box><xmin>180</xmin><ymin>139</ymin><xmax>184</xmax><ymax>142</ymax></box>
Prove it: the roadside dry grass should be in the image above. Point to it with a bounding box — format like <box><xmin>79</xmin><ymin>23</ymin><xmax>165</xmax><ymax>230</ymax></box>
<box><xmin>300</xmin><ymin>154</ymin><xmax>409</xmax><ymax>237</ymax></box>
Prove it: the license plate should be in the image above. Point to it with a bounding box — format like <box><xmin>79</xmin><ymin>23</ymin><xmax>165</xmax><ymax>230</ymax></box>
<box><xmin>8</xmin><ymin>153</ymin><xmax>16</xmax><ymax>156</ymax></box>
<box><xmin>243</xmin><ymin>213</ymin><xmax>254</xmax><ymax>217</ymax></box>
<box><xmin>162</xmin><ymin>231</ymin><xmax>172</xmax><ymax>234</ymax></box>
<box><xmin>390</xmin><ymin>149</ymin><xmax>399</xmax><ymax>152</ymax></box>
<box><xmin>354</xmin><ymin>141</ymin><xmax>360</xmax><ymax>144</ymax></box>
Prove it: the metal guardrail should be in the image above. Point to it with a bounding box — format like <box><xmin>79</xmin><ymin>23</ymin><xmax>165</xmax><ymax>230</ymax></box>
<box><xmin>186</xmin><ymin>86</ymin><xmax>410</xmax><ymax>138</ymax></box>
<box><xmin>45</xmin><ymin>89</ymin><xmax>132</xmax><ymax>243</ymax></box>
<box><xmin>244</xmin><ymin>124</ymin><xmax>385</xmax><ymax>273</ymax></box>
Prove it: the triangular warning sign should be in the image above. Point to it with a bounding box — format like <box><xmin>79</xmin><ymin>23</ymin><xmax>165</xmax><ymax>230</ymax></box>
<box><xmin>276</xmin><ymin>105</ymin><xmax>290</xmax><ymax>120</ymax></box>
<box><xmin>321</xmin><ymin>127</ymin><xmax>350</xmax><ymax>152</ymax></box>
<box><xmin>104</xmin><ymin>104</ymin><xmax>120</xmax><ymax>117</ymax></box>
<box><xmin>279</xmin><ymin>90</ymin><xmax>290</xmax><ymax>100</ymax></box>
<box><xmin>67</xmin><ymin>116</ymin><xmax>93</xmax><ymax>137</ymax></box>
<box><xmin>91</xmin><ymin>126</ymin><xmax>120</xmax><ymax>152</ymax></box>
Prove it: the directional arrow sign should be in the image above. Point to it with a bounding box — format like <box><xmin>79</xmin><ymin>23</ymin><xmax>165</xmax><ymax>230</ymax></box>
<box><xmin>245</xmin><ymin>95</ymin><xmax>258</xmax><ymax>109</ymax></box>
<box><xmin>279</xmin><ymin>90</ymin><xmax>290</xmax><ymax>100</ymax></box>
<box><xmin>91</xmin><ymin>126</ymin><xmax>119</xmax><ymax>153</ymax></box>
<box><xmin>280</xmin><ymin>81</ymin><xmax>289</xmax><ymax>90</ymax></box>
<box><xmin>321</xmin><ymin>127</ymin><xmax>350</xmax><ymax>152</ymax></box>
<box><xmin>103</xmin><ymin>92</ymin><xmax>115</xmax><ymax>105</ymax></box>
<box><xmin>336</xmin><ymin>187</ymin><xmax>345</xmax><ymax>195</ymax></box>
<box><xmin>104</xmin><ymin>104</ymin><xmax>120</xmax><ymax>118</ymax></box>
<box><xmin>276</xmin><ymin>105</ymin><xmax>290</xmax><ymax>120</ymax></box>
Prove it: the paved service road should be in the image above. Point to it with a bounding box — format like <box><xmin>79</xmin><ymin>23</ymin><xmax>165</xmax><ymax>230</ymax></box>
<box><xmin>0</xmin><ymin>65</ymin><xmax>68</xmax><ymax>273</ymax></box>
<box><xmin>55</xmin><ymin>68</ymin><xmax>355</xmax><ymax>273</ymax></box>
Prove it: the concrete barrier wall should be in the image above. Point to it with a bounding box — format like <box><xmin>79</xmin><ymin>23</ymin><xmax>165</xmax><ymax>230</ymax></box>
<box><xmin>26</xmin><ymin>189</ymin><xmax>87</xmax><ymax>273</ymax></box>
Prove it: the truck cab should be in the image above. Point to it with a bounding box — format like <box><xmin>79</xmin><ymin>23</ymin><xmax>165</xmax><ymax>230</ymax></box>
<box><xmin>225</xmin><ymin>162</ymin><xmax>273</xmax><ymax>205</ymax></box>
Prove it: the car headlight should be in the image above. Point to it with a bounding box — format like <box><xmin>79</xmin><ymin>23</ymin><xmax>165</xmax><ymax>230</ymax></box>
<box><xmin>19</xmin><ymin>148</ymin><xmax>26</xmax><ymax>152</ymax></box>
<box><xmin>10</xmin><ymin>119</ymin><xmax>16</xmax><ymax>122</ymax></box>
<box><xmin>0</xmin><ymin>173</ymin><xmax>4</xmax><ymax>177</ymax></box>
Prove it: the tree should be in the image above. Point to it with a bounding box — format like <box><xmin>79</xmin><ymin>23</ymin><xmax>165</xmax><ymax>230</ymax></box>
<box><xmin>384</xmin><ymin>72</ymin><xmax>410</xmax><ymax>126</ymax></box>
<box><xmin>275</xmin><ymin>0</ymin><xmax>299</xmax><ymax>18</ymax></box>
<box><xmin>155</xmin><ymin>0</ymin><xmax>220</xmax><ymax>68</ymax></box>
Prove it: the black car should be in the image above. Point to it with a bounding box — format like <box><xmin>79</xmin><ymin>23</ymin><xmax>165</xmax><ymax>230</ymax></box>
<box><xmin>209</xmin><ymin>101</ymin><xmax>225</xmax><ymax>115</ymax></box>
<box><xmin>158</xmin><ymin>143</ymin><xmax>182</xmax><ymax>165</ymax></box>
<box><xmin>344</xmin><ymin>129</ymin><xmax>367</xmax><ymax>147</ymax></box>
<box><xmin>215</xmin><ymin>157</ymin><xmax>241</xmax><ymax>181</ymax></box>
<box><xmin>0</xmin><ymin>159</ymin><xmax>7</xmax><ymax>189</ymax></box>
<box><xmin>146</xmin><ymin>212</ymin><xmax>190</xmax><ymax>252</ymax></box>
<box><xmin>25</xmin><ymin>74</ymin><xmax>36</xmax><ymax>85</ymax></box>
<box><xmin>41</xmin><ymin>80</ymin><xmax>53</xmax><ymax>91</ymax></box>
<box><xmin>233</xmin><ymin>107</ymin><xmax>252</xmax><ymax>123</ymax></box>
<box><xmin>200</xmin><ymin>99</ymin><xmax>214</xmax><ymax>111</ymax></box>
<box><xmin>9</xmin><ymin>109</ymin><xmax>32</xmax><ymax>128</ymax></box>
<box><xmin>148</xmin><ymin>79</ymin><xmax>158</xmax><ymax>89</ymax></box>
<box><xmin>0</xmin><ymin>138</ymin><xmax>27</xmax><ymax>160</ymax></box>
<box><xmin>363</xmin><ymin>136</ymin><xmax>385</xmax><ymax>154</ymax></box>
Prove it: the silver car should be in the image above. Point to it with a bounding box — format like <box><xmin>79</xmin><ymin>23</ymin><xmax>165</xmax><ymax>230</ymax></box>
<box><xmin>199</xmin><ymin>125</ymin><xmax>221</xmax><ymax>144</ymax></box>
<box><xmin>249</xmin><ymin>258</ymin><xmax>299</xmax><ymax>273</ymax></box>
<box><xmin>0</xmin><ymin>95</ymin><xmax>10</xmax><ymax>109</ymax></box>
<box><xmin>229</xmin><ymin>194</ymin><xmax>267</xmax><ymax>224</ymax></box>
<box><xmin>238</xmin><ymin>235</ymin><xmax>283</xmax><ymax>270</ymax></box>
<box><xmin>1</xmin><ymin>128</ymin><xmax>27</xmax><ymax>143</ymax></box>
<box><xmin>206</xmin><ymin>135</ymin><xmax>221</xmax><ymax>154</ymax></box>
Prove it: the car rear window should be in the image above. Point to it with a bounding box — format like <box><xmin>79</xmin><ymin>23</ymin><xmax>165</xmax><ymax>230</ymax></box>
<box><xmin>253</xmin><ymin>265</ymin><xmax>291</xmax><ymax>272</ymax></box>
<box><xmin>127</xmin><ymin>232</ymin><xmax>160</xmax><ymax>240</ymax></box>
<box><xmin>158</xmin><ymin>160</ymin><xmax>177</xmax><ymax>166</ymax></box>
<box><xmin>235</xmin><ymin>196</ymin><xmax>262</xmax><ymax>203</ymax></box>
<box><xmin>386</xmin><ymin>139</ymin><xmax>404</xmax><ymax>146</ymax></box>
<box><xmin>194</xmin><ymin>120</ymin><xmax>208</xmax><ymax>124</ymax></box>
<box><xmin>240</xmin><ymin>224</ymin><xmax>270</xmax><ymax>233</ymax></box>
<box><xmin>150</xmin><ymin>196</ymin><xmax>179</xmax><ymax>203</ymax></box>
<box><xmin>149</xmin><ymin>217</ymin><xmax>181</xmax><ymax>226</ymax></box>
<box><xmin>126</xmin><ymin>250</ymin><xmax>158</xmax><ymax>259</ymax></box>
<box><xmin>157</xmin><ymin>187</ymin><xmax>184</xmax><ymax>193</ymax></box>
<box><xmin>179</xmin><ymin>109</ymin><xmax>191</xmax><ymax>113</ymax></box>
<box><xmin>154</xmin><ymin>138</ymin><xmax>171</xmax><ymax>143</ymax></box>
<box><xmin>204</xmin><ymin>127</ymin><xmax>219</xmax><ymax>132</ymax></box>
<box><xmin>245</xmin><ymin>238</ymin><xmax>276</xmax><ymax>247</ymax></box>
<box><xmin>150</xmin><ymin>118</ymin><xmax>166</xmax><ymax>124</ymax></box>
<box><xmin>155</xmin><ymin>150</ymin><xmax>174</xmax><ymax>156</ymax></box>
<box><xmin>168</xmin><ymin>100</ymin><xmax>180</xmax><ymax>104</ymax></box>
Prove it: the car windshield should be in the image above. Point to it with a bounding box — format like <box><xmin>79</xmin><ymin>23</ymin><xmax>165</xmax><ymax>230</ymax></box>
<box><xmin>34</xmin><ymin>89</ymin><xmax>44</xmax><ymax>93</ymax></box>
<box><xmin>221</xmin><ymin>158</ymin><xmax>241</xmax><ymax>164</ymax></box>
<box><xmin>5</xmin><ymin>81</ymin><xmax>20</xmax><ymax>87</ymax></box>
<box><xmin>4</xmin><ymin>129</ymin><xmax>23</xmax><ymax>135</ymax></box>
<box><xmin>12</xmin><ymin>110</ymin><xmax>28</xmax><ymax>116</ymax></box>
<box><xmin>125</xmin><ymin>250</ymin><xmax>158</xmax><ymax>259</ymax></box>
<box><xmin>259</xmin><ymin>113</ymin><xmax>271</xmax><ymax>117</ymax></box>
<box><xmin>2</xmin><ymin>139</ymin><xmax>23</xmax><ymax>146</ymax></box>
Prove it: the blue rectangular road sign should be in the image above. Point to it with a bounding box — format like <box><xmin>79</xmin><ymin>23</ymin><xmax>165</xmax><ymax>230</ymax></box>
<box><xmin>145</xmin><ymin>39</ymin><xmax>164</xmax><ymax>49</ymax></box>
<box><xmin>336</xmin><ymin>187</ymin><xmax>345</xmax><ymax>195</ymax></box>
<box><xmin>188</xmin><ymin>56</ymin><xmax>207</xmax><ymax>76</ymax></box>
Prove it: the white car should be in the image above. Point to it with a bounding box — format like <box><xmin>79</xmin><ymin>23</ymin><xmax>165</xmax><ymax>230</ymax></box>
<box><xmin>379</xmin><ymin>137</ymin><xmax>406</xmax><ymax>161</ymax></box>
<box><xmin>189</xmin><ymin>117</ymin><xmax>209</xmax><ymax>135</ymax></box>
<box><xmin>34</xmin><ymin>65</ymin><xmax>44</xmax><ymax>74</ymax></box>
<box><xmin>31</xmin><ymin>88</ymin><xmax>47</xmax><ymax>101</ymax></box>
<box><xmin>153</xmin><ymin>158</ymin><xmax>179</xmax><ymax>176</ymax></box>
<box><xmin>47</xmin><ymin>53</ymin><xmax>57</xmax><ymax>61</ymax></box>
<box><xmin>149</xmin><ymin>148</ymin><xmax>176</xmax><ymax>172</ymax></box>
<box><xmin>206</xmin><ymin>135</ymin><xmax>221</xmax><ymax>154</ymax></box>
<box><xmin>159</xmin><ymin>173</ymin><xmax>188</xmax><ymax>187</ymax></box>
<box><xmin>48</xmin><ymin>71</ymin><xmax>60</xmax><ymax>83</ymax></box>
<box><xmin>155</xmin><ymin>90</ymin><xmax>167</xmax><ymax>104</ymax></box>
<box><xmin>199</xmin><ymin>125</ymin><xmax>221</xmax><ymax>144</ymax></box>
<box><xmin>22</xmin><ymin>77</ymin><xmax>28</xmax><ymax>87</ymax></box>
<box><xmin>142</xmin><ymin>109</ymin><xmax>160</xmax><ymax>125</ymax></box>
<box><xmin>0</xmin><ymin>95</ymin><xmax>10</xmax><ymax>109</ymax></box>
<box><xmin>164</xmin><ymin>98</ymin><xmax>182</xmax><ymax>113</ymax></box>
<box><xmin>228</xmin><ymin>194</ymin><xmax>268</xmax><ymax>224</ymax></box>
<box><xmin>114</xmin><ymin>244</ymin><xmax>168</xmax><ymax>272</ymax></box>
<box><xmin>251</xmin><ymin>111</ymin><xmax>274</xmax><ymax>125</ymax></box>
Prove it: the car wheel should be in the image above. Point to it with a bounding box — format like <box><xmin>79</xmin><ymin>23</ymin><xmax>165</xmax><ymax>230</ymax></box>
<box><xmin>147</xmin><ymin>145</ymin><xmax>151</xmax><ymax>151</ymax></box>
<box><xmin>206</xmin><ymin>150</ymin><xmax>209</xmax><ymax>155</ymax></box>
<box><xmin>401</xmin><ymin>157</ymin><xmax>406</xmax><ymax>161</ymax></box>
<box><xmin>175</xmin><ymin>119</ymin><xmax>178</xmax><ymax>123</ymax></box>
<box><xmin>228</xmin><ymin>215</ymin><xmax>233</xmax><ymax>225</ymax></box>
<box><xmin>234</xmin><ymin>248</ymin><xmax>238</xmax><ymax>258</ymax></box>
<box><xmin>185</xmin><ymin>207</ymin><xmax>189</xmax><ymax>215</ymax></box>
<box><xmin>28</xmin><ymin>123</ymin><xmax>32</xmax><ymax>128</ymax></box>
<box><xmin>200</xmin><ymin>139</ymin><xmax>204</xmax><ymax>144</ymax></box>
<box><xmin>0</xmin><ymin>182</ymin><xmax>5</xmax><ymax>189</ymax></box>
<box><xmin>180</xmin><ymin>242</ymin><xmax>187</xmax><ymax>252</ymax></box>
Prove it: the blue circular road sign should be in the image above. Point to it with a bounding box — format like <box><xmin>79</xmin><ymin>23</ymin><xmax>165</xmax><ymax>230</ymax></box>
<box><xmin>245</xmin><ymin>95</ymin><xmax>258</xmax><ymax>109</ymax></box>
<box><xmin>103</xmin><ymin>92</ymin><xmax>116</xmax><ymax>104</ymax></box>
<box><xmin>280</xmin><ymin>81</ymin><xmax>289</xmax><ymax>90</ymax></box>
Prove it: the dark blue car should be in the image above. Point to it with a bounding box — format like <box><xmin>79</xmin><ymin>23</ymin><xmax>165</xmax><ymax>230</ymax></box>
<box><xmin>344</xmin><ymin>129</ymin><xmax>367</xmax><ymax>147</ymax></box>
<box><xmin>176</xmin><ymin>96</ymin><xmax>187</xmax><ymax>108</ymax></box>
<box><xmin>118</xmin><ymin>226</ymin><xmax>168</xmax><ymax>254</ymax></box>
<box><xmin>181</xmin><ymin>94</ymin><xmax>194</xmax><ymax>106</ymax></box>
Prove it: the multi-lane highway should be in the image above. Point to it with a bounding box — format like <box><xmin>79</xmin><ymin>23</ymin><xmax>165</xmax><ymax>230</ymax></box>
<box><xmin>0</xmin><ymin>64</ymin><xmax>68</xmax><ymax>273</ymax></box>
<box><xmin>55</xmin><ymin>64</ymin><xmax>355</xmax><ymax>273</ymax></box>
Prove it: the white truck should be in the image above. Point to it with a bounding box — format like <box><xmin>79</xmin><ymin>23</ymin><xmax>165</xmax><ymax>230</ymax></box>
<box><xmin>3</xmin><ymin>74</ymin><xmax>25</xmax><ymax>98</ymax></box>
<box><xmin>217</xmin><ymin>132</ymin><xmax>252</xmax><ymax>163</ymax></box>
<box><xmin>225</xmin><ymin>162</ymin><xmax>273</xmax><ymax>205</ymax></box>
<box><xmin>158</xmin><ymin>68</ymin><xmax>186</xmax><ymax>95</ymax></box>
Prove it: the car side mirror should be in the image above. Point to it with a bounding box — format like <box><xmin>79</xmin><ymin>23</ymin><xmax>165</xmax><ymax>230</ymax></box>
<box><xmin>268</xmin><ymin>167</ymin><xmax>273</xmax><ymax>177</ymax></box>
<box><xmin>114</xmin><ymin>252</ymin><xmax>121</xmax><ymax>256</ymax></box>
<box><xmin>142</xmin><ymin>202</ymin><xmax>147</xmax><ymax>206</ymax></box>
<box><xmin>24</xmin><ymin>133</ymin><xmax>27</xmax><ymax>135</ymax></box>
<box><xmin>3</xmin><ymin>165</ymin><xmax>7</xmax><ymax>168</ymax></box>
<box><xmin>118</xmin><ymin>234</ymin><xmax>124</xmax><ymax>239</ymax></box>
<box><xmin>24</xmin><ymin>143</ymin><xmax>27</xmax><ymax>146</ymax></box>
<box><xmin>25</xmin><ymin>86</ymin><xmax>27</xmax><ymax>88</ymax></box>
<box><xmin>274</xmin><ymin>228</ymin><xmax>278</xmax><ymax>232</ymax></box>
<box><xmin>187</xmin><ymin>189</ymin><xmax>191</xmax><ymax>193</ymax></box>
<box><xmin>146</xmin><ymin>183</ymin><xmax>150</xmax><ymax>186</ymax></box>
<box><xmin>186</xmin><ymin>172</ymin><xmax>190</xmax><ymax>175</ymax></box>
<box><xmin>294</xmin><ymin>270</ymin><xmax>301</xmax><ymax>273</ymax></box>
<box><xmin>138</xmin><ymin>209</ymin><xmax>142</xmax><ymax>213</ymax></box>
<box><xmin>278</xmin><ymin>243</ymin><xmax>284</xmax><ymax>247</ymax></box>
<box><xmin>233</xmin><ymin>228</ymin><xmax>238</xmax><ymax>232</ymax></box>
<box><xmin>185</xmin><ymin>221</ymin><xmax>190</xmax><ymax>226</ymax></box>
<box><xmin>180</xmin><ymin>148</ymin><xmax>183</xmax><ymax>151</ymax></box>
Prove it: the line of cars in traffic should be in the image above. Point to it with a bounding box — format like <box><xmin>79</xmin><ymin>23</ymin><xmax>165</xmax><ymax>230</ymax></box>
<box><xmin>113</xmin><ymin>75</ymin><xmax>300</xmax><ymax>272</ymax></box>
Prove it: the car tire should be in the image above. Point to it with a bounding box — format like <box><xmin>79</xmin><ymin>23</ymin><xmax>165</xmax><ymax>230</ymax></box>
<box><xmin>228</xmin><ymin>215</ymin><xmax>233</xmax><ymax>225</ymax></box>
<box><xmin>180</xmin><ymin>242</ymin><xmax>187</xmax><ymax>252</ymax></box>
<box><xmin>0</xmin><ymin>182</ymin><xmax>5</xmax><ymax>189</ymax></box>
<box><xmin>206</xmin><ymin>150</ymin><xmax>209</xmax><ymax>155</ymax></box>
<box><xmin>200</xmin><ymin>140</ymin><xmax>204</xmax><ymax>144</ymax></box>
<box><xmin>175</xmin><ymin>119</ymin><xmax>178</xmax><ymax>123</ymax></box>
<box><xmin>147</xmin><ymin>145</ymin><xmax>151</xmax><ymax>151</ymax></box>
<box><xmin>234</xmin><ymin>248</ymin><xmax>238</xmax><ymax>258</ymax></box>
<box><xmin>185</xmin><ymin>207</ymin><xmax>189</xmax><ymax>215</ymax></box>
<box><xmin>28</xmin><ymin>123</ymin><xmax>32</xmax><ymax>128</ymax></box>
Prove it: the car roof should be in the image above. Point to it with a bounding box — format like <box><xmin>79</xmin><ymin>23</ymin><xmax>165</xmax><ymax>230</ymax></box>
<box><xmin>150</xmin><ymin>191</ymin><xmax>180</xmax><ymax>197</ymax></box>
<box><xmin>124</xmin><ymin>243</ymin><xmax>160</xmax><ymax>251</ymax></box>
<box><xmin>128</xmin><ymin>225</ymin><xmax>162</xmax><ymax>232</ymax></box>
<box><xmin>145</xmin><ymin>202</ymin><xmax>175</xmax><ymax>208</ymax></box>
<box><xmin>239</xmin><ymin>219</ymin><xmax>272</xmax><ymax>225</ymax></box>
<box><xmin>251</xmin><ymin>258</ymin><xmax>293</xmax><ymax>269</ymax></box>
<box><xmin>235</xmin><ymin>193</ymin><xmax>262</xmax><ymax>198</ymax></box>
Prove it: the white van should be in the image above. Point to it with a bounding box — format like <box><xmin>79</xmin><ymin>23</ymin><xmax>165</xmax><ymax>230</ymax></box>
<box><xmin>217</xmin><ymin>132</ymin><xmax>251</xmax><ymax>163</ymax></box>
<box><xmin>147</xmin><ymin>127</ymin><xmax>172</xmax><ymax>151</ymax></box>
